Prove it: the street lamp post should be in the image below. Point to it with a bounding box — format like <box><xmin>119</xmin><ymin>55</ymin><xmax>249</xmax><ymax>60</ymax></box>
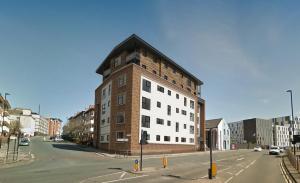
<box><xmin>1</xmin><ymin>93</ymin><xmax>10</xmax><ymax>136</ymax></box>
<box><xmin>286</xmin><ymin>90</ymin><xmax>295</xmax><ymax>155</ymax></box>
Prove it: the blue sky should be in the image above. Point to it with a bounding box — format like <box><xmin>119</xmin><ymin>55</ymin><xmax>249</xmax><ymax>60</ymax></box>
<box><xmin>0</xmin><ymin>0</ymin><xmax>299</xmax><ymax>123</ymax></box>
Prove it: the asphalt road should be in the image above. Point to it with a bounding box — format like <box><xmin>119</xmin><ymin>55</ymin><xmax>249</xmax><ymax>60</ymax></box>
<box><xmin>0</xmin><ymin>137</ymin><xmax>286</xmax><ymax>183</ymax></box>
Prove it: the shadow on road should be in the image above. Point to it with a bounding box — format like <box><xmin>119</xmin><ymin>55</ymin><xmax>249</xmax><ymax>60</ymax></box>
<box><xmin>52</xmin><ymin>143</ymin><xmax>96</xmax><ymax>152</ymax></box>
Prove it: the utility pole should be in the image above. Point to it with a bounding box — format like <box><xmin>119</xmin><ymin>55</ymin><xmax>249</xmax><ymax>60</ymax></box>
<box><xmin>209</xmin><ymin>128</ymin><xmax>213</xmax><ymax>179</ymax></box>
<box><xmin>287</xmin><ymin>90</ymin><xmax>296</xmax><ymax>155</ymax></box>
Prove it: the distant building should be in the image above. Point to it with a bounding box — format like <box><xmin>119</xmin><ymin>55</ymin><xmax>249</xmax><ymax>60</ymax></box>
<box><xmin>48</xmin><ymin>118</ymin><xmax>62</xmax><ymax>136</ymax></box>
<box><xmin>228</xmin><ymin>118</ymin><xmax>273</xmax><ymax>148</ymax></box>
<box><xmin>228</xmin><ymin>121</ymin><xmax>244</xmax><ymax>144</ymax></box>
<box><xmin>9</xmin><ymin>108</ymin><xmax>49</xmax><ymax>136</ymax></box>
<box><xmin>205</xmin><ymin>118</ymin><xmax>230</xmax><ymax>150</ymax></box>
<box><xmin>83</xmin><ymin>105</ymin><xmax>94</xmax><ymax>144</ymax></box>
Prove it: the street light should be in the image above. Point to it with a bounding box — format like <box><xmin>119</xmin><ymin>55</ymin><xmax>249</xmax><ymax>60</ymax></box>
<box><xmin>1</xmin><ymin>93</ymin><xmax>10</xmax><ymax>136</ymax></box>
<box><xmin>286</xmin><ymin>90</ymin><xmax>295</xmax><ymax>155</ymax></box>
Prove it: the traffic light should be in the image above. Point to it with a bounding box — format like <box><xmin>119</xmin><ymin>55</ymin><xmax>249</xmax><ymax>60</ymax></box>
<box><xmin>140</xmin><ymin>130</ymin><xmax>148</xmax><ymax>145</ymax></box>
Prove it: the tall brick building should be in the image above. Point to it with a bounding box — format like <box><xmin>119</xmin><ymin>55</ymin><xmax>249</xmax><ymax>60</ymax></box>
<box><xmin>94</xmin><ymin>34</ymin><xmax>205</xmax><ymax>155</ymax></box>
<box><xmin>48</xmin><ymin>118</ymin><xmax>62</xmax><ymax>137</ymax></box>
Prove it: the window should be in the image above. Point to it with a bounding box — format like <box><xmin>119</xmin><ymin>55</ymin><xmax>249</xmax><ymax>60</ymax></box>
<box><xmin>108</xmin><ymin>84</ymin><xmax>111</xmax><ymax>95</ymax></box>
<box><xmin>181</xmin><ymin>84</ymin><xmax>183</xmax><ymax>88</ymax></box>
<box><xmin>164</xmin><ymin>75</ymin><xmax>168</xmax><ymax>80</ymax></box>
<box><xmin>189</xmin><ymin>138</ymin><xmax>194</xmax><ymax>143</ymax></box>
<box><xmin>167</xmin><ymin>120</ymin><xmax>171</xmax><ymax>126</ymax></box>
<box><xmin>187</xmin><ymin>87</ymin><xmax>191</xmax><ymax>92</ymax></box>
<box><xmin>181</xmin><ymin>110</ymin><xmax>187</xmax><ymax>115</ymax></box>
<box><xmin>167</xmin><ymin>105</ymin><xmax>171</xmax><ymax>115</ymax></box>
<box><xmin>176</xmin><ymin>94</ymin><xmax>179</xmax><ymax>99</ymax></box>
<box><xmin>102</xmin><ymin>104</ymin><xmax>106</xmax><ymax>114</ymax></box>
<box><xmin>114</xmin><ymin>57</ymin><xmax>121</xmax><ymax>67</ymax></box>
<box><xmin>117</xmin><ymin>94</ymin><xmax>126</xmax><ymax>105</ymax></box>
<box><xmin>168</xmin><ymin>90</ymin><xmax>171</xmax><ymax>96</ymax></box>
<box><xmin>190</xmin><ymin>126</ymin><xmax>194</xmax><ymax>134</ymax></box>
<box><xmin>100</xmin><ymin>136</ymin><xmax>104</xmax><ymax>141</ymax></box>
<box><xmin>142</xmin><ymin>97</ymin><xmax>151</xmax><ymax>110</ymax></box>
<box><xmin>156</xmin><ymin>135</ymin><xmax>160</xmax><ymax>141</ymax></box>
<box><xmin>157</xmin><ymin>101</ymin><xmax>161</xmax><ymax>108</ymax></box>
<box><xmin>164</xmin><ymin>136</ymin><xmax>170</xmax><ymax>142</ymax></box>
<box><xmin>107</xmin><ymin>117</ymin><xmax>110</xmax><ymax>123</ymax></box>
<box><xmin>116</xmin><ymin>131</ymin><xmax>124</xmax><ymax>141</ymax></box>
<box><xmin>153</xmin><ymin>70</ymin><xmax>157</xmax><ymax>74</ymax></box>
<box><xmin>157</xmin><ymin>85</ymin><xmax>164</xmax><ymax>93</ymax></box>
<box><xmin>101</xmin><ymin>119</ymin><xmax>105</xmax><ymax>124</ymax></box>
<box><xmin>102</xmin><ymin>88</ymin><xmax>106</xmax><ymax>98</ymax></box>
<box><xmin>176</xmin><ymin>108</ymin><xmax>179</xmax><ymax>113</ymax></box>
<box><xmin>156</xmin><ymin>118</ymin><xmax>164</xmax><ymax>125</ymax></box>
<box><xmin>141</xmin><ymin>115</ymin><xmax>150</xmax><ymax>128</ymax></box>
<box><xmin>190</xmin><ymin>100</ymin><xmax>194</xmax><ymax>109</ymax></box>
<box><xmin>184</xmin><ymin>97</ymin><xmax>187</xmax><ymax>106</ymax></box>
<box><xmin>116</xmin><ymin>112</ymin><xmax>125</xmax><ymax>123</ymax></box>
<box><xmin>142</xmin><ymin>79</ymin><xmax>151</xmax><ymax>93</ymax></box>
<box><xmin>176</xmin><ymin>137</ymin><xmax>179</xmax><ymax>142</ymax></box>
<box><xmin>176</xmin><ymin>122</ymin><xmax>179</xmax><ymax>132</ymax></box>
<box><xmin>184</xmin><ymin>124</ymin><xmax>187</xmax><ymax>129</ymax></box>
<box><xmin>181</xmin><ymin>137</ymin><xmax>186</xmax><ymax>142</ymax></box>
<box><xmin>117</xmin><ymin>74</ymin><xmax>127</xmax><ymax>87</ymax></box>
<box><xmin>172</xmin><ymin>80</ymin><xmax>176</xmax><ymax>84</ymax></box>
<box><xmin>190</xmin><ymin>113</ymin><xmax>194</xmax><ymax>121</ymax></box>
<box><xmin>173</xmin><ymin>68</ymin><xmax>176</xmax><ymax>74</ymax></box>
<box><xmin>142</xmin><ymin>64</ymin><xmax>147</xmax><ymax>69</ymax></box>
<box><xmin>108</xmin><ymin>100</ymin><xmax>110</xmax><ymax>107</ymax></box>
<box><xmin>107</xmin><ymin>135</ymin><xmax>109</xmax><ymax>141</ymax></box>
<box><xmin>187</xmin><ymin>79</ymin><xmax>192</xmax><ymax>87</ymax></box>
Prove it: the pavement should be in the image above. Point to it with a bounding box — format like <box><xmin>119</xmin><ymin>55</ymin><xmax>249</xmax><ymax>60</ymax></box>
<box><xmin>282</xmin><ymin>155</ymin><xmax>300</xmax><ymax>182</ymax></box>
<box><xmin>0</xmin><ymin>137</ymin><xmax>289</xmax><ymax>183</ymax></box>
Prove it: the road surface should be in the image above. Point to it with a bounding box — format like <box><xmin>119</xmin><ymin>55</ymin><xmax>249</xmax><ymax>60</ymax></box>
<box><xmin>0</xmin><ymin>137</ymin><xmax>286</xmax><ymax>183</ymax></box>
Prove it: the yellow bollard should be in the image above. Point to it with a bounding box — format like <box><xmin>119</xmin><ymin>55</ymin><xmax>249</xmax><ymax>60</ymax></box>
<box><xmin>133</xmin><ymin>159</ymin><xmax>139</xmax><ymax>172</ymax></box>
<box><xmin>162</xmin><ymin>156</ymin><xmax>168</xmax><ymax>168</ymax></box>
<box><xmin>212</xmin><ymin>162</ymin><xmax>217</xmax><ymax>177</ymax></box>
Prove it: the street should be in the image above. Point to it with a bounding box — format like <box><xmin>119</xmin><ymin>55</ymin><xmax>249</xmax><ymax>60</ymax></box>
<box><xmin>0</xmin><ymin>137</ymin><xmax>286</xmax><ymax>183</ymax></box>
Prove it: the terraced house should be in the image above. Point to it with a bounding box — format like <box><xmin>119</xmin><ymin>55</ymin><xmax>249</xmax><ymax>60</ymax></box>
<box><xmin>94</xmin><ymin>34</ymin><xmax>206</xmax><ymax>155</ymax></box>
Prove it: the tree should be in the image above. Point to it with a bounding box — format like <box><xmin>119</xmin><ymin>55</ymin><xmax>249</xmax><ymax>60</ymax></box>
<box><xmin>8</xmin><ymin>120</ymin><xmax>22</xmax><ymax>135</ymax></box>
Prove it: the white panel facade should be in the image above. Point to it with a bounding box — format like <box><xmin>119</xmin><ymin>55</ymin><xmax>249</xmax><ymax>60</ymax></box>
<box><xmin>100</xmin><ymin>81</ymin><xmax>112</xmax><ymax>143</ymax></box>
<box><xmin>274</xmin><ymin>125</ymin><xmax>289</xmax><ymax>147</ymax></box>
<box><xmin>139</xmin><ymin>76</ymin><xmax>196</xmax><ymax>145</ymax></box>
<box><xmin>217</xmin><ymin>119</ymin><xmax>231</xmax><ymax>150</ymax></box>
<box><xmin>228</xmin><ymin>121</ymin><xmax>244</xmax><ymax>144</ymax></box>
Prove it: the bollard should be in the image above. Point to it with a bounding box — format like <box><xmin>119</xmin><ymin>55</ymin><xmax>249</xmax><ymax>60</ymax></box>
<box><xmin>133</xmin><ymin>159</ymin><xmax>139</xmax><ymax>172</ymax></box>
<box><xmin>162</xmin><ymin>156</ymin><xmax>168</xmax><ymax>168</ymax></box>
<box><xmin>212</xmin><ymin>162</ymin><xmax>217</xmax><ymax>177</ymax></box>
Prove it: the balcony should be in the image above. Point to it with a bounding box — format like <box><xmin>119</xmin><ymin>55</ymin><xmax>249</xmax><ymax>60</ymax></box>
<box><xmin>126</xmin><ymin>52</ymin><xmax>140</xmax><ymax>63</ymax></box>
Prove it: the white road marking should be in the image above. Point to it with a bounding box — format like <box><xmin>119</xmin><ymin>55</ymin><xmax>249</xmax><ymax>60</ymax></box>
<box><xmin>79</xmin><ymin>172</ymin><xmax>123</xmax><ymax>183</ymax></box>
<box><xmin>250</xmin><ymin>160</ymin><xmax>256</xmax><ymax>165</ymax></box>
<box><xmin>280</xmin><ymin>162</ymin><xmax>291</xmax><ymax>183</ymax></box>
<box><xmin>245</xmin><ymin>164</ymin><xmax>250</xmax><ymax>169</ymax></box>
<box><xmin>235</xmin><ymin>169</ymin><xmax>244</xmax><ymax>176</ymax></box>
<box><xmin>119</xmin><ymin>172</ymin><xmax>126</xmax><ymax>179</ymax></box>
<box><xmin>200</xmin><ymin>175</ymin><xmax>208</xmax><ymax>178</ymax></box>
<box><xmin>237</xmin><ymin>158</ymin><xmax>244</xmax><ymax>161</ymax></box>
<box><xmin>31</xmin><ymin>154</ymin><xmax>35</xmax><ymax>159</ymax></box>
<box><xmin>217</xmin><ymin>158</ymin><xmax>228</xmax><ymax>162</ymax></box>
<box><xmin>226</xmin><ymin>172</ymin><xmax>233</xmax><ymax>175</ymax></box>
<box><xmin>224</xmin><ymin>176</ymin><xmax>233</xmax><ymax>183</ymax></box>
<box><xmin>101</xmin><ymin>175</ymin><xmax>149</xmax><ymax>183</ymax></box>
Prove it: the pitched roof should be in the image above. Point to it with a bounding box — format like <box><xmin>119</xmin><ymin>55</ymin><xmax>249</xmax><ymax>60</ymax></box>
<box><xmin>206</xmin><ymin>118</ymin><xmax>223</xmax><ymax>129</ymax></box>
<box><xmin>96</xmin><ymin>34</ymin><xmax>203</xmax><ymax>85</ymax></box>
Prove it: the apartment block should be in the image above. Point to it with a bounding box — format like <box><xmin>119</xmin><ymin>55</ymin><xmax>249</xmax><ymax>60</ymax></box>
<box><xmin>48</xmin><ymin>118</ymin><xmax>62</xmax><ymax>136</ymax></box>
<box><xmin>228</xmin><ymin>118</ymin><xmax>273</xmax><ymax>148</ymax></box>
<box><xmin>0</xmin><ymin>95</ymin><xmax>11</xmax><ymax>136</ymax></box>
<box><xmin>94</xmin><ymin>34</ymin><xmax>206</xmax><ymax>155</ymax></box>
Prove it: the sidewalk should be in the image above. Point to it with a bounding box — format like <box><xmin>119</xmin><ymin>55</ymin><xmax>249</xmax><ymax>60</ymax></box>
<box><xmin>282</xmin><ymin>156</ymin><xmax>300</xmax><ymax>182</ymax></box>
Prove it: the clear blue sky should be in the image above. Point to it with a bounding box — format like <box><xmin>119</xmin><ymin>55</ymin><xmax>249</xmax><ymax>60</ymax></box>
<box><xmin>1</xmin><ymin>0</ymin><xmax>299</xmax><ymax>124</ymax></box>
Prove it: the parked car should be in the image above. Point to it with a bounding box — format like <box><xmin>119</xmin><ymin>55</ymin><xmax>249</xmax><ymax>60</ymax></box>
<box><xmin>19</xmin><ymin>138</ymin><xmax>30</xmax><ymax>146</ymax></box>
<box><xmin>279</xmin><ymin>147</ymin><xmax>285</xmax><ymax>153</ymax></box>
<box><xmin>254</xmin><ymin>146</ymin><xmax>262</xmax><ymax>152</ymax></box>
<box><xmin>269</xmin><ymin>146</ymin><xmax>280</xmax><ymax>155</ymax></box>
<box><xmin>54</xmin><ymin>137</ymin><xmax>64</xmax><ymax>142</ymax></box>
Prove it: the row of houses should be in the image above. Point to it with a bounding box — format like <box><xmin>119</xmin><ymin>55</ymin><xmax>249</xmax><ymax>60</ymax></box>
<box><xmin>0</xmin><ymin>95</ymin><xmax>62</xmax><ymax>137</ymax></box>
<box><xmin>63</xmin><ymin>105</ymin><xmax>94</xmax><ymax>145</ymax></box>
